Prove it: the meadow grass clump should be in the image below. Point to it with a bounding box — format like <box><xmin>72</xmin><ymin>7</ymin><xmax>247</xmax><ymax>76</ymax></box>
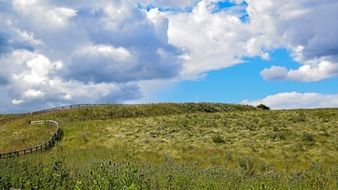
<box><xmin>302</xmin><ymin>132</ymin><xmax>315</xmax><ymax>143</ymax></box>
<box><xmin>268</xmin><ymin>131</ymin><xmax>287</xmax><ymax>141</ymax></box>
<box><xmin>212</xmin><ymin>134</ymin><xmax>225</xmax><ymax>144</ymax></box>
<box><xmin>237</xmin><ymin>157</ymin><xmax>255</xmax><ymax>175</ymax></box>
<box><xmin>0</xmin><ymin>123</ymin><xmax>56</xmax><ymax>152</ymax></box>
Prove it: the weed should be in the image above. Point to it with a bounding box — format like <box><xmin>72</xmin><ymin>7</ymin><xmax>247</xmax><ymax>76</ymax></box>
<box><xmin>302</xmin><ymin>132</ymin><xmax>315</xmax><ymax>142</ymax></box>
<box><xmin>212</xmin><ymin>134</ymin><xmax>225</xmax><ymax>144</ymax></box>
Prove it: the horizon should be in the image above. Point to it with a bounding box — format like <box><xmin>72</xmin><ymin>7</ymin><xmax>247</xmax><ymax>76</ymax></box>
<box><xmin>1</xmin><ymin>0</ymin><xmax>338</xmax><ymax>113</ymax></box>
<box><xmin>2</xmin><ymin>102</ymin><xmax>338</xmax><ymax>115</ymax></box>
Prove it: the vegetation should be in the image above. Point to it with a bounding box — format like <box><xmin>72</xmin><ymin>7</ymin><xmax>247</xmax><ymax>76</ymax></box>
<box><xmin>256</xmin><ymin>104</ymin><xmax>271</xmax><ymax>110</ymax></box>
<box><xmin>0</xmin><ymin>122</ymin><xmax>56</xmax><ymax>153</ymax></box>
<box><xmin>0</xmin><ymin>103</ymin><xmax>337</xmax><ymax>189</ymax></box>
<box><xmin>0</xmin><ymin>114</ymin><xmax>17</xmax><ymax>120</ymax></box>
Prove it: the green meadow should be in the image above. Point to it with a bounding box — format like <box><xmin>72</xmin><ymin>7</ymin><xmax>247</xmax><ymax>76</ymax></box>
<box><xmin>0</xmin><ymin>103</ymin><xmax>337</xmax><ymax>189</ymax></box>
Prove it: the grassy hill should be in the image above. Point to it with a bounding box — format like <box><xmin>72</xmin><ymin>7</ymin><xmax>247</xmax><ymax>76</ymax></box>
<box><xmin>0</xmin><ymin>103</ymin><xmax>337</xmax><ymax>189</ymax></box>
<box><xmin>0</xmin><ymin>114</ymin><xmax>16</xmax><ymax>120</ymax></box>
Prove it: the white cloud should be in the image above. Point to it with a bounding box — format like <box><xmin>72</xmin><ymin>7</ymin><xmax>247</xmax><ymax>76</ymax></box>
<box><xmin>1</xmin><ymin>0</ymin><xmax>338</xmax><ymax>112</ymax></box>
<box><xmin>287</xmin><ymin>59</ymin><xmax>338</xmax><ymax>81</ymax></box>
<box><xmin>15</xmin><ymin>29</ymin><xmax>43</xmax><ymax>46</ymax></box>
<box><xmin>166</xmin><ymin>0</ymin><xmax>275</xmax><ymax>79</ymax></box>
<box><xmin>64</xmin><ymin>41</ymin><xmax>181</xmax><ymax>83</ymax></box>
<box><xmin>0</xmin><ymin>50</ymin><xmax>61</xmax><ymax>86</ymax></box>
<box><xmin>260</xmin><ymin>66</ymin><xmax>288</xmax><ymax>81</ymax></box>
<box><xmin>12</xmin><ymin>0</ymin><xmax>77</xmax><ymax>29</ymax></box>
<box><xmin>164</xmin><ymin>0</ymin><xmax>338</xmax><ymax>81</ymax></box>
<box><xmin>149</xmin><ymin>0</ymin><xmax>199</xmax><ymax>9</ymax></box>
<box><xmin>261</xmin><ymin>59</ymin><xmax>338</xmax><ymax>82</ymax></box>
<box><xmin>0</xmin><ymin>0</ymin><xmax>182</xmax><ymax>112</ymax></box>
<box><xmin>242</xmin><ymin>92</ymin><xmax>338</xmax><ymax>109</ymax></box>
<box><xmin>247</xmin><ymin>0</ymin><xmax>338</xmax><ymax>81</ymax></box>
<box><xmin>74</xmin><ymin>44</ymin><xmax>132</xmax><ymax>63</ymax></box>
<box><xmin>24</xmin><ymin>89</ymin><xmax>44</xmax><ymax>98</ymax></box>
<box><xmin>63</xmin><ymin>44</ymin><xmax>135</xmax><ymax>83</ymax></box>
<box><xmin>11</xmin><ymin>99</ymin><xmax>24</xmax><ymax>105</ymax></box>
<box><xmin>0</xmin><ymin>50</ymin><xmax>141</xmax><ymax>113</ymax></box>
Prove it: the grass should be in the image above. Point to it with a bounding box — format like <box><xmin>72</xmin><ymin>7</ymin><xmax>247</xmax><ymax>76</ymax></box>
<box><xmin>0</xmin><ymin>122</ymin><xmax>56</xmax><ymax>153</ymax></box>
<box><xmin>1</xmin><ymin>158</ymin><xmax>337</xmax><ymax>190</ymax></box>
<box><xmin>0</xmin><ymin>103</ymin><xmax>337</xmax><ymax>189</ymax></box>
<box><xmin>0</xmin><ymin>114</ymin><xmax>17</xmax><ymax>120</ymax></box>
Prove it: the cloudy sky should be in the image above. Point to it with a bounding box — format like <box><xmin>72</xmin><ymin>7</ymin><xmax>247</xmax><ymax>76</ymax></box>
<box><xmin>0</xmin><ymin>0</ymin><xmax>338</xmax><ymax>112</ymax></box>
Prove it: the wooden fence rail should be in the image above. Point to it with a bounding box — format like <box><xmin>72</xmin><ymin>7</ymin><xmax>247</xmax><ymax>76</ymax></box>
<box><xmin>0</xmin><ymin>104</ymin><xmax>110</xmax><ymax>125</ymax></box>
<box><xmin>0</xmin><ymin>120</ymin><xmax>62</xmax><ymax>159</ymax></box>
<box><xmin>0</xmin><ymin>104</ymin><xmax>111</xmax><ymax>159</ymax></box>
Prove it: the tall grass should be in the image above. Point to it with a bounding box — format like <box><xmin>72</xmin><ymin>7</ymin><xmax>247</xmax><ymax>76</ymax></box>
<box><xmin>0</xmin><ymin>104</ymin><xmax>337</xmax><ymax>189</ymax></box>
<box><xmin>0</xmin><ymin>123</ymin><xmax>55</xmax><ymax>153</ymax></box>
<box><xmin>1</xmin><ymin>157</ymin><xmax>337</xmax><ymax>189</ymax></box>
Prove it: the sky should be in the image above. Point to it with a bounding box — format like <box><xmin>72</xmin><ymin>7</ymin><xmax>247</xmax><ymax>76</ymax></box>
<box><xmin>0</xmin><ymin>0</ymin><xmax>338</xmax><ymax>113</ymax></box>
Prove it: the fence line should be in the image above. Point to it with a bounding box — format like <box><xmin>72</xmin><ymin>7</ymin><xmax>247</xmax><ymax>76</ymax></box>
<box><xmin>0</xmin><ymin>104</ymin><xmax>110</xmax><ymax>125</ymax></box>
<box><xmin>0</xmin><ymin>104</ymin><xmax>110</xmax><ymax>159</ymax></box>
<box><xmin>1</xmin><ymin>103</ymin><xmax>246</xmax><ymax>125</ymax></box>
<box><xmin>0</xmin><ymin>120</ymin><xmax>61</xmax><ymax>159</ymax></box>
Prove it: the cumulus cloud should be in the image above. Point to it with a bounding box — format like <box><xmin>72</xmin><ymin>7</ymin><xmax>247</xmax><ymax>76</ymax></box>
<box><xmin>260</xmin><ymin>66</ymin><xmax>289</xmax><ymax>81</ymax></box>
<box><xmin>23</xmin><ymin>89</ymin><xmax>45</xmax><ymax>98</ymax></box>
<box><xmin>64</xmin><ymin>42</ymin><xmax>181</xmax><ymax>83</ymax></box>
<box><xmin>59</xmin><ymin>0</ymin><xmax>182</xmax><ymax>83</ymax></box>
<box><xmin>167</xmin><ymin>1</ymin><xmax>251</xmax><ymax>78</ymax></box>
<box><xmin>0</xmin><ymin>49</ymin><xmax>141</xmax><ymax>113</ymax></box>
<box><xmin>147</xmin><ymin>0</ymin><xmax>199</xmax><ymax>9</ymax></box>
<box><xmin>242</xmin><ymin>92</ymin><xmax>338</xmax><ymax>109</ymax></box>
<box><xmin>261</xmin><ymin>58</ymin><xmax>338</xmax><ymax>82</ymax></box>
<box><xmin>12</xmin><ymin>0</ymin><xmax>77</xmax><ymax>29</ymax></box>
<box><xmin>164</xmin><ymin>0</ymin><xmax>279</xmax><ymax>79</ymax></box>
<box><xmin>0</xmin><ymin>0</ymin><xmax>182</xmax><ymax>112</ymax></box>
<box><xmin>1</xmin><ymin>0</ymin><xmax>338</xmax><ymax>112</ymax></box>
<box><xmin>64</xmin><ymin>44</ymin><xmax>133</xmax><ymax>83</ymax></box>
<box><xmin>163</xmin><ymin>0</ymin><xmax>338</xmax><ymax>81</ymax></box>
<box><xmin>11</xmin><ymin>99</ymin><xmax>24</xmax><ymax>105</ymax></box>
<box><xmin>0</xmin><ymin>18</ymin><xmax>39</xmax><ymax>56</ymax></box>
<box><xmin>247</xmin><ymin>0</ymin><xmax>338</xmax><ymax>81</ymax></box>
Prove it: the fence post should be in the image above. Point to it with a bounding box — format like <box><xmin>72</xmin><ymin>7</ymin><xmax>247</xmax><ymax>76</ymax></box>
<box><xmin>0</xmin><ymin>119</ymin><xmax>60</xmax><ymax>159</ymax></box>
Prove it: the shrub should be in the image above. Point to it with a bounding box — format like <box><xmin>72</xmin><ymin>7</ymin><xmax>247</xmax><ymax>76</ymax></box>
<box><xmin>237</xmin><ymin>157</ymin><xmax>254</xmax><ymax>175</ymax></box>
<box><xmin>269</xmin><ymin>131</ymin><xmax>286</xmax><ymax>141</ymax></box>
<box><xmin>302</xmin><ymin>133</ymin><xmax>315</xmax><ymax>142</ymax></box>
<box><xmin>212</xmin><ymin>134</ymin><xmax>225</xmax><ymax>144</ymax></box>
<box><xmin>257</xmin><ymin>104</ymin><xmax>271</xmax><ymax>110</ymax></box>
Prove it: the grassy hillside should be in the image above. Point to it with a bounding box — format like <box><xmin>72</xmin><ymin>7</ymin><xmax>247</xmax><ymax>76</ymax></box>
<box><xmin>0</xmin><ymin>114</ymin><xmax>16</xmax><ymax>120</ymax></box>
<box><xmin>0</xmin><ymin>104</ymin><xmax>337</xmax><ymax>189</ymax></box>
<box><xmin>0</xmin><ymin>122</ymin><xmax>56</xmax><ymax>153</ymax></box>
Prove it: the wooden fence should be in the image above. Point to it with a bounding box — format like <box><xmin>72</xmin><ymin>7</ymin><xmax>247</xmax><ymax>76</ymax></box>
<box><xmin>0</xmin><ymin>104</ymin><xmax>110</xmax><ymax>159</ymax></box>
<box><xmin>0</xmin><ymin>120</ymin><xmax>62</xmax><ymax>159</ymax></box>
<box><xmin>0</xmin><ymin>104</ymin><xmax>108</xmax><ymax>125</ymax></box>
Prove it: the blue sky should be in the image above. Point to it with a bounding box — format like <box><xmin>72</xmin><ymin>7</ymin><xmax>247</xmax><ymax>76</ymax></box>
<box><xmin>0</xmin><ymin>0</ymin><xmax>338</xmax><ymax>112</ymax></box>
<box><xmin>148</xmin><ymin>49</ymin><xmax>338</xmax><ymax>103</ymax></box>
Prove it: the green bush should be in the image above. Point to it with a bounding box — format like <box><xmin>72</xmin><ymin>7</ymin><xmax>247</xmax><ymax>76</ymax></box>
<box><xmin>302</xmin><ymin>133</ymin><xmax>315</xmax><ymax>142</ymax></box>
<box><xmin>237</xmin><ymin>157</ymin><xmax>255</xmax><ymax>176</ymax></box>
<box><xmin>257</xmin><ymin>104</ymin><xmax>271</xmax><ymax>110</ymax></box>
<box><xmin>268</xmin><ymin>131</ymin><xmax>286</xmax><ymax>141</ymax></box>
<box><xmin>212</xmin><ymin>134</ymin><xmax>225</xmax><ymax>144</ymax></box>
